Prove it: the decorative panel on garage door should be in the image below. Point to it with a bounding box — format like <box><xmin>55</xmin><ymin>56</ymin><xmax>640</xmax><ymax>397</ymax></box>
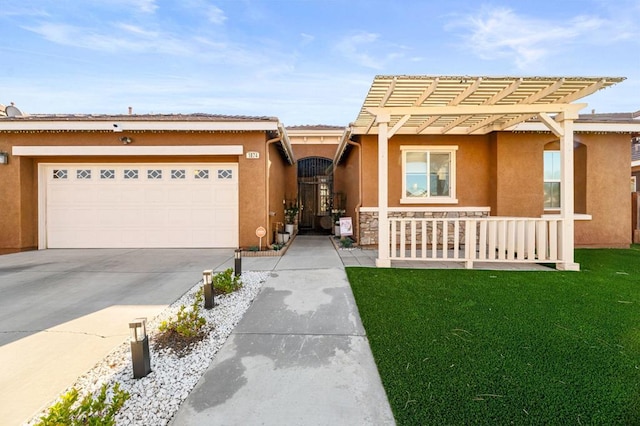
<box><xmin>44</xmin><ymin>164</ymin><xmax>238</xmax><ymax>248</ymax></box>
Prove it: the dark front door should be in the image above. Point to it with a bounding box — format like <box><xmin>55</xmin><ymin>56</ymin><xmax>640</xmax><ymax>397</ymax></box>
<box><xmin>297</xmin><ymin>157</ymin><xmax>333</xmax><ymax>234</ymax></box>
<box><xmin>299</xmin><ymin>181</ymin><xmax>316</xmax><ymax>230</ymax></box>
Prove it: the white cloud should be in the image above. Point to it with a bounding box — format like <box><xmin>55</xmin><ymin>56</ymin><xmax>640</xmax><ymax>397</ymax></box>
<box><xmin>335</xmin><ymin>32</ymin><xmax>385</xmax><ymax>69</ymax></box>
<box><xmin>132</xmin><ymin>0</ymin><xmax>158</xmax><ymax>13</ymax></box>
<box><xmin>448</xmin><ymin>7</ymin><xmax>617</xmax><ymax>69</ymax></box>
<box><xmin>205</xmin><ymin>4</ymin><xmax>227</xmax><ymax>24</ymax></box>
<box><xmin>300</xmin><ymin>33</ymin><xmax>315</xmax><ymax>45</ymax></box>
<box><xmin>23</xmin><ymin>22</ymin><xmax>193</xmax><ymax>56</ymax></box>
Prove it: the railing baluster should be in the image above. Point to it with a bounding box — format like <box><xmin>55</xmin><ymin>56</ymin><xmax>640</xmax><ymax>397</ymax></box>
<box><xmin>430</xmin><ymin>219</ymin><xmax>437</xmax><ymax>259</ymax></box>
<box><xmin>465</xmin><ymin>219</ymin><xmax>476</xmax><ymax>269</ymax></box>
<box><xmin>536</xmin><ymin>220</ymin><xmax>547</xmax><ymax>261</ymax></box>
<box><xmin>488</xmin><ymin>221</ymin><xmax>497</xmax><ymax>260</ymax></box>
<box><xmin>421</xmin><ymin>220</ymin><xmax>427</xmax><ymax>259</ymax></box>
<box><xmin>516</xmin><ymin>220</ymin><xmax>525</xmax><ymax>260</ymax></box>
<box><xmin>453</xmin><ymin>220</ymin><xmax>460</xmax><ymax>259</ymax></box>
<box><xmin>498</xmin><ymin>220</ymin><xmax>507</xmax><ymax>260</ymax></box>
<box><xmin>549</xmin><ymin>220</ymin><xmax>558</xmax><ymax>260</ymax></box>
<box><xmin>410</xmin><ymin>220</ymin><xmax>417</xmax><ymax>258</ymax></box>
<box><xmin>527</xmin><ymin>220</ymin><xmax>536</xmax><ymax>260</ymax></box>
<box><xmin>442</xmin><ymin>220</ymin><xmax>448</xmax><ymax>259</ymax></box>
<box><xmin>390</xmin><ymin>219</ymin><xmax>397</xmax><ymax>259</ymax></box>
<box><xmin>507</xmin><ymin>220</ymin><xmax>516</xmax><ymax>260</ymax></box>
<box><xmin>478</xmin><ymin>221</ymin><xmax>487</xmax><ymax>260</ymax></box>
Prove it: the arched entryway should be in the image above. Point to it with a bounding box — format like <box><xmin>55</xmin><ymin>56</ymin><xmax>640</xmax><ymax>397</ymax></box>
<box><xmin>297</xmin><ymin>157</ymin><xmax>333</xmax><ymax>234</ymax></box>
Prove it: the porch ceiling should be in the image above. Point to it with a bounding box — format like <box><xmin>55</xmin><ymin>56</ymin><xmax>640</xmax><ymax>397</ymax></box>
<box><xmin>352</xmin><ymin>75</ymin><xmax>625</xmax><ymax>136</ymax></box>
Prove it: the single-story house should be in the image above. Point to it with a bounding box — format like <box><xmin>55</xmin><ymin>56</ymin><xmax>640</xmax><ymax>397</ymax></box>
<box><xmin>333</xmin><ymin>75</ymin><xmax>639</xmax><ymax>270</ymax></box>
<box><xmin>1</xmin><ymin>75</ymin><xmax>638</xmax><ymax>271</ymax></box>
<box><xmin>0</xmin><ymin>113</ymin><xmax>294</xmax><ymax>253</ymax></box>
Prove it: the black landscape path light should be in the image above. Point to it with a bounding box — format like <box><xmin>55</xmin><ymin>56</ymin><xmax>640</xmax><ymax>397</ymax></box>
<box><xmin>129</xmin><ymin>318</ymin><xmax>151</xmax><ymax>379</ymax></box>
<box><xmin>234</xmin><ymin>248</ymin><xmax>242</xmax><ymax>277</ymax></box>
<box><xmin>203</xmin><ymin>269</ymin><xmax>214</xmax><ymax>309</ymax></box>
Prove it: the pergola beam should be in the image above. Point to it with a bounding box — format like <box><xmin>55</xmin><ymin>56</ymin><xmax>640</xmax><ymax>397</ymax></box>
<box><xmin>366</xmin><ymin>102</ymin><xmax>585</xmax><ymax>117</ymax></box>
<box><xmin>413</xmin><ymin>78</ymin><xmax>439</xmax><ymax>106</ymax></box>
<box><xmin>538</xmin><ymin>113</ymin><xmax>564</xmax><ymax>137</ymax></box>
<box><xmin>449</xmin><ymin>78</ymin><xmax>482</xmax><ymax>105</ymax></box>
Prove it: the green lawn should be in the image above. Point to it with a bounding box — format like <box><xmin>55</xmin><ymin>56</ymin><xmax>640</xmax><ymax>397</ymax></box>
<box><xmin>347</xmin><ymin>248</ymin><xmax>640</xmax><ymax>425</ymax></box>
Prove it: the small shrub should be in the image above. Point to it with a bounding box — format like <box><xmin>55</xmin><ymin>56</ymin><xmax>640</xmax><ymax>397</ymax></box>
<box><xmin>339</xmin><ymin>237</ymin><xmax>354</xmax><ymax>248</ymax></box>
<box><xmin>158</xmin><ymin>287</ymin><xmax>206</xmax><ymax>339</ymax></box>
<box><xmin>248</xmin><ymin>246</ymin><xmax>259</xmax><ymax>252</ymax></box>
<box><xmin>36</xmin><ymin>382</ymin><xmax>129</xmax><ymax>426</ymax></box>
<box><xmin>272</xmin><ymin>243</ymin><xmax>283</xmax><ymax>251</ymax></box>
<box><xmin>212</xmin><ymin>268</ymin><xmax>242</xmax><ymax>294</ymax></box>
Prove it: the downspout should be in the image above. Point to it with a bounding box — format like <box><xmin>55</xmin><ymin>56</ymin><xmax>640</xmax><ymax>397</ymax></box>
<box><xmin>346</xmin><ymin>138</ymin><xmax>362</xmax><ymax>243</ymax></box>
<box><xmin>265</xmin><ymin>135</ymin><xmax>282</xmax><ymax>249</ymax></box>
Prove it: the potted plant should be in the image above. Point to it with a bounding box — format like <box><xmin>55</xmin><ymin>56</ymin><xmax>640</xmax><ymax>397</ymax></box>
<box><xmin>331</xmin><ymin>209</ymin><xmax>345</xmax><ymax>236</ymax></box>
<box><xmin>275</xmin><ymin>222</ymin><xmax>290</xmax><ymax>245</ymax></box>
<box><xmin>284</xmin><ymin>202</ymin><xmax>299</xmax><ymax>234</ymax></box>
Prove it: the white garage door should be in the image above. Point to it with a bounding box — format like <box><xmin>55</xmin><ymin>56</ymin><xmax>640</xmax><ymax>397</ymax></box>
<box><xmin>43</xmin><ymin>163</ymin><xmax>238</xmax><ymax>248</ymax></box>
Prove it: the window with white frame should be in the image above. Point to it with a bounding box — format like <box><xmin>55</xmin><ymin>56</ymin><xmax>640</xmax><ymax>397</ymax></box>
<box><xmin>544</xmin><ymin>150</ymin><xmax>561</xmax><ymax>209</ymax></box>
<box><xmin>401</xmin><ymin>146</ymin><xmax>457</xmax><ymax>203</ymax></box>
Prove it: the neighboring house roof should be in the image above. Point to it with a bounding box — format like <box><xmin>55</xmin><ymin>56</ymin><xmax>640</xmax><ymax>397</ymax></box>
<box><xmin>514</xmin><ymin>110</ymin><xmax>640</xmax><ymax>133</ymax></box>
<box><xmin>577</xmin><ymin>110</ymin><xmax>640</xmax><ymax>122</ymax></box>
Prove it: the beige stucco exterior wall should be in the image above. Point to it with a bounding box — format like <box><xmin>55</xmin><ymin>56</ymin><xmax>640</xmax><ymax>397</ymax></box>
<box><xmin>357</xmin><ymin>134</ymin><xmax>493</xmax><ymax>208</ymax></box>
<box><xmin>351</xmin><ymin>131</ymin><xmax>631</xmax><ymax>248</ymax></box>
<box><xmin>575</xmin><ymin>133</ymin><xmax>631</xmax><ymax>247</ymax></box>
<box><xmin>0</xmin><ymin>130</ymin><xmax>280</xmax><ymax>252</ymax></box>
<box><xmin>266</xmin><ymin>140</ymin><xmax>288</xmax><ymax>245</ymax></box>
<box><xmin>333</xmin><ymin>141</ymin><xmax>362</xmax><ymax>240</ymax></box>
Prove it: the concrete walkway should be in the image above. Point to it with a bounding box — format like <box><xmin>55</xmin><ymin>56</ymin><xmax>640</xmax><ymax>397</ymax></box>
<box><xmin>171</xmin><ymin>236</ymin><xmax>395</xmax><ymax>425</ymax></box>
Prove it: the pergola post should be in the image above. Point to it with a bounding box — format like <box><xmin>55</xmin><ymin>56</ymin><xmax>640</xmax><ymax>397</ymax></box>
<box><xmin>556</xmin><ymin>116</ymin><xmax>580</xmax><ymax>271</ymax></box>
<box><xmin>376</xmin><ymin>113</ymin><xmax>391</xmax><ymax>267</ymax></box>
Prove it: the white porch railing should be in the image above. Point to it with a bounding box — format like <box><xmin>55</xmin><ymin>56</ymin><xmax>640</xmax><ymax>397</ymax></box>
<box><xmin>389</xmin><ymin>217</ymin><xmax>564</xmax><ymax>268</ymax></box>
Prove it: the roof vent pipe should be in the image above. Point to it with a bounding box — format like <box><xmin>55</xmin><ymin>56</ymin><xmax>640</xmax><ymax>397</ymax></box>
<box><xmin>128</xmin><ymin>106</ymin><xmax>133</xmax><ymax>115</ymax></box>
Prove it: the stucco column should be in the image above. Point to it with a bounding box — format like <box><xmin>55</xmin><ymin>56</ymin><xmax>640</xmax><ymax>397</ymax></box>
<box><xmin>376</xmin><ymin>113</ymin><xmax>391</xmax><ymax>267</ymax></box>
<box><xmin>557</xmin><ymin>117</ymin><xmax>580</xmax><ymax>271</ymax></box>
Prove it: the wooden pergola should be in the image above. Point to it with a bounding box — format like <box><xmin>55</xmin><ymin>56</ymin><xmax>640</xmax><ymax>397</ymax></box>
<box><xmin>352</xmin><ymin>75</ymin><xmax>625</xmax><ymax>270</ymax></box>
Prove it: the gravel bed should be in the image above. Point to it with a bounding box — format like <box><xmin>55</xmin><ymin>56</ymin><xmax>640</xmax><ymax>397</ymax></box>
<box><xmin>25</xmin><ymin>271</ymin><xmax>270</xmax><ymax>426</ymax></box>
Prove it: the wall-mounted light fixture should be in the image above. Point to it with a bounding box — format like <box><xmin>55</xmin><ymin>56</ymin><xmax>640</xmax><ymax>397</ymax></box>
<box><xmin>0</xmin><ymin>152</ymin><xmax>8</xmax><ymax>165</ymax></box>
<box><xmin>120</xmin><ymin>136</ymin><xmax>133</xmax><ymax>144</ymax></box>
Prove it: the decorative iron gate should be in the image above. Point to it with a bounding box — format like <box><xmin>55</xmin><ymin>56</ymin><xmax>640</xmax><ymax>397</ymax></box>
<box><xmin>297</xmin><ymin>157</ymin><xmax>333</xmax><ymax>233</ymax></box>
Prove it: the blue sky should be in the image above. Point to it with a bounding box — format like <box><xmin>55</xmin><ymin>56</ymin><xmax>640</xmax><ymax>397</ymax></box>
<box><xmin>2</xmin><ymin>0</ymin><xmax>639</xmax><ymax>125</ymax></box>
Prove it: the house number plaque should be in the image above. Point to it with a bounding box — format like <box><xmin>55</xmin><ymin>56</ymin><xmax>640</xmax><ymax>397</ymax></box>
<box><xmin>246</xmin><ymin>151</ymin><xmax>260</xmax><ymax>159</ymax></box>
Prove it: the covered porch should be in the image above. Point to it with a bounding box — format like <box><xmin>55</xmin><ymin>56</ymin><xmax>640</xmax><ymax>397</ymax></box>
<box><xmin>346</xmin><ymin>75</ymin><xmax>624</xmax><ymax>270</ymax></box>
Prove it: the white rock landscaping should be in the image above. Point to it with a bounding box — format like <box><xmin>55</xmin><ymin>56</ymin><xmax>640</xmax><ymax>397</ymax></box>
<box><xmin>25</xmin><ymin>271</ymin><xmax>269</xmax><ymax>426</ymax></box>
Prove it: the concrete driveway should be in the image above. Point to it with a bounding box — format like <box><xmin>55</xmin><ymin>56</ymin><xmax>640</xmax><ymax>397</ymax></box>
<box><xmin>0</xmin><ymin>248</ymin><xmax>236</xmax><ymax>425</ymax></box>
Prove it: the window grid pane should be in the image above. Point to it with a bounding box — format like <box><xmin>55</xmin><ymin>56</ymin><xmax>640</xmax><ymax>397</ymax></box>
<box><xmin>405</xmin><ymin>151</ymin><xmax>452</xmax><ymax>198</ymax></box>
<box><xmin>53</xmin><ymin>170</ymin><xmax>68</xmax><ymax>179</ymax></box>
<box><xmin>544</xmin><ymin>151</ymin><xmax>561</xmax><ymax>208</ymax></box>
<box><xmin>147</xmin><ymin>169</ymin><xmax>162</xmax><ymax>180</ymax></box>
<box><xmin>194</xmin><ymin>169</ymin><xmax>209</xmax><ymax>180</ymax></box>
<box><xmin>76</xmin><ymin>169</ymin><xmax>92</xmax><ymax>180</ymax></box>
<box><xmin>217</xmin><ymin>169</ymin><xmax>233</xmax><ymax>180</ymax></box>
<box><xmin>100</xmin><ymin>169</ymin><xmax>115</xmax><ymax>180</ymax></box>
<box><xmin>171</xmin><ymin>169</ymin><xmax>186</xmax><ymax>180</ymax></box>
<box><xmin>124</xmin><ymin>169</ymin><xmax>139</xmax><ymax>180</ymax></box>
